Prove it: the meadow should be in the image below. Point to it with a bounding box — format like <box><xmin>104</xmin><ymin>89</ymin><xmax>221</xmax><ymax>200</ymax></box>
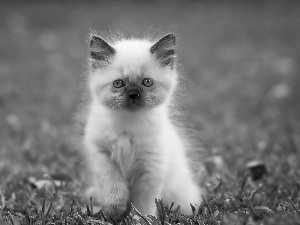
<box><xmin>0</xmin><ymin>1</ymin><xmax>300</xmax><ymax>224</ymax></box>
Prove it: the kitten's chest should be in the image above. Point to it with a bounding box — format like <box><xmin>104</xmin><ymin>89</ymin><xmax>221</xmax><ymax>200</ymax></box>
<box><xmin>109</xmin><ymin>133</ymin><xmax>142</xmax><ymax>181</ymax></box>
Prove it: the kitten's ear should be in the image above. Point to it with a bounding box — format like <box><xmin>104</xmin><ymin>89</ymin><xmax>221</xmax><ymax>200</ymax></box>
<box><xmin>150</xmin><ymin>33</ymin><xmax>176</xmax><ymax>69</ymax></box>
<box><xmin>90</xmin><ymin>35</ymin><xmax>116</xmax><ymax>63</ymax></box>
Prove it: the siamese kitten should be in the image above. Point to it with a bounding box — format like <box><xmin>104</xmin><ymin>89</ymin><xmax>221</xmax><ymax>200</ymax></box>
<box><xmin>82</xmin><ymin>32</ymin><xmax>203</xmax><ymax>219</ymax></box>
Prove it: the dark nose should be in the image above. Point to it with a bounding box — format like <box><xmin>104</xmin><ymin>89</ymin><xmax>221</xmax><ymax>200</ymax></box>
<box><xmin>128</xmin><ymin>90</ymin><xmax>140</xmax><ymax>100</ymax></box>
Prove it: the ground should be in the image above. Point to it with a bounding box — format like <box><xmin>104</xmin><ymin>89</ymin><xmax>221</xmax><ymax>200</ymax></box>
<box><xmin>0</xmin><ymin>0</ymin><xmax>300</xmax><ymax>224</ymax></box>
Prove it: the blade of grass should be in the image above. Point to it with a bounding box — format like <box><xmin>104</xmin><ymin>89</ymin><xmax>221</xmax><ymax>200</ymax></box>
<box><xmin>86</xmin><ymin>204</ymin><xmax>91</xmax><ymax>216</ymax></box>
<box><xmin>45</xmin><ymin>196</ymin><xmax>53</xmax><ymax>218</ymax></box>
<box><xmin>90</xmin><ymin>197</ymin><xmax>93</xmax><ymax>215</ymax></box>
<box><xmin>131</xmin><ymin>204</ymin><xmax>151</xmax><ymax>225</ymax></box>
<box><xmin>0</xmin><ymin>187</ymin><xmax>5</xmax><ymax>210</ymax></box>
<box><xmin>202</xmin><ymin>194</ymin><xmax>213</xmax><ymax>215</ymax></box>
<box><xmin>288</xmin><ymin>197</ymin><xmax>300</xmax><ymax>215</ymax></box>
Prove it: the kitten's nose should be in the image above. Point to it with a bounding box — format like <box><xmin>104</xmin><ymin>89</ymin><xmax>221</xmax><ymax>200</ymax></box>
<box><xmin>128</xmin><ymin>90</ymin><xmax>140</xmax><ymax>101</ymax></box>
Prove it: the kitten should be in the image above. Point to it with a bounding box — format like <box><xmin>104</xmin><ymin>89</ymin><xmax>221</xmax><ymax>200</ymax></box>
<box><xmin>81</xmin><ymin>32</ymin><xmax>204</xmax><ymax>219</ymax></box>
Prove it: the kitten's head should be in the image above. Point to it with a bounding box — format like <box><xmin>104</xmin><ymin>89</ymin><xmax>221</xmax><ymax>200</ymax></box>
<box><xmin>88</xmin><ymin>33</ymin><xmax>178</xmax><ymax>111</ymax></box>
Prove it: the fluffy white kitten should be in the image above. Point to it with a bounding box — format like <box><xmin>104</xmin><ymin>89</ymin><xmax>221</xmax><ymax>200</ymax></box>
<box><xmin>82</xmin><ymin>32</ymin><xmax>203</xmax><ymax>219</ymax></box>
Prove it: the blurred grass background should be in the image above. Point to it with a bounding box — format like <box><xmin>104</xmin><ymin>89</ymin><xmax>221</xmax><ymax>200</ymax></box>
<box><xmin>0</xmin><ymin>0</ymin><xmax>299</xmax><ymax>185</ymax></box>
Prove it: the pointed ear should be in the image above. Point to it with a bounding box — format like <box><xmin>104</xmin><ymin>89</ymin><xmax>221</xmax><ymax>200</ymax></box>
<box><xmin>150</xmin><ymin>33</ymin><xmax>176</xmax><ymax>69</ymax></box>
<box><xmin>90</xmin><ymin>35</ymin><xmax>116</xmax><ymax>64</ymax></box>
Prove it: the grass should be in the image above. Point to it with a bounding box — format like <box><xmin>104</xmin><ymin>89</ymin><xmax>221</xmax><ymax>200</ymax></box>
<box><xmin>1</xmin><ymin>170</ymin><xmax>300</xmax><ymax>224</ymax></box>
<box><xmin>0</xmin><ymin>0</ymin><xmax>300</xmax><ymax>224</ymax></box>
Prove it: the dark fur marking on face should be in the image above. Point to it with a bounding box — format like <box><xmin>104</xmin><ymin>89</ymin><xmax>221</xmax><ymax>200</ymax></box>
<box><xmin>99</xmin><ymin>75</ymin><xmax>171</xmax><ymax>111</ymax></box>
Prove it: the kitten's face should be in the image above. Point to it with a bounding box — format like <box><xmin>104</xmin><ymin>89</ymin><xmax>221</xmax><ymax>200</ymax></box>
<box><xmin>89</xmin><ymin>34</ymin><xmax>177</xmax><ymax>111</ymax></box>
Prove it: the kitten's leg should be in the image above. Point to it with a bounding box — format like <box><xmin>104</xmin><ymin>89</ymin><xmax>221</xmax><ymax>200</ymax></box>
<box><xmin>162</xmin><ymin>166</ymin><xmax>203</xmax><ymax>215</ymax></box>
<box><xmin>130</xmin><ymin>172</ymin><xmax>165</xmax><ymax>215</ymax></box>
<box><xmin>173</xmin><ymin>178</ymin><xmax>203</xmax><ymax>215</ymax></box>
<box><xmin>86</xmin><ymin>148</ymin><xmax>130</xmax><ymax>219</ymax></box>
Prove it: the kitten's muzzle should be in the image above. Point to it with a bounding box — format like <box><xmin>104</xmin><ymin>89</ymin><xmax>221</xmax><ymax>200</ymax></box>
<box><xmin>128</xmin><ymin>90</ymin><xmax>140</xmax><ymax>101</ymax></box>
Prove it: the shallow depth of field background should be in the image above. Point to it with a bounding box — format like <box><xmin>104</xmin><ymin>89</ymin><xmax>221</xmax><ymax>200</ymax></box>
<box><xmin>0</xmin><ymin>0</ymin><xmax>299</xmax><ymax>186</ymax></box>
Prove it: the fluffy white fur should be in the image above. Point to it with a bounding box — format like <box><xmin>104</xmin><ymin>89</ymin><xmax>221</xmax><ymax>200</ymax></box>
<box><xmin>82</xmin><ymin>33</ymin><xmax>203</xmax><ymax>218</ymax></box>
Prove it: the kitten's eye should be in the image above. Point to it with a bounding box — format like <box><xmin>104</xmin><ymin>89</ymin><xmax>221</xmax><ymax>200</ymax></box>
<box><xmin>113</xmin><ymin>79</ymin><xmax>124</xmax><ymax>88</ymax></box>
<box><xmin>142</xmin><ymin>78</ymin><xmax>153</xmax><ymax>87</ymax></box>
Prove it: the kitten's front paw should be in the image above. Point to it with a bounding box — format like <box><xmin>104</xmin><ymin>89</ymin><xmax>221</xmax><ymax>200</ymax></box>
<box><xmin>102</xmin><ymin>186</ymin><xmax>131</xmax><ymax>219</ymax></box>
